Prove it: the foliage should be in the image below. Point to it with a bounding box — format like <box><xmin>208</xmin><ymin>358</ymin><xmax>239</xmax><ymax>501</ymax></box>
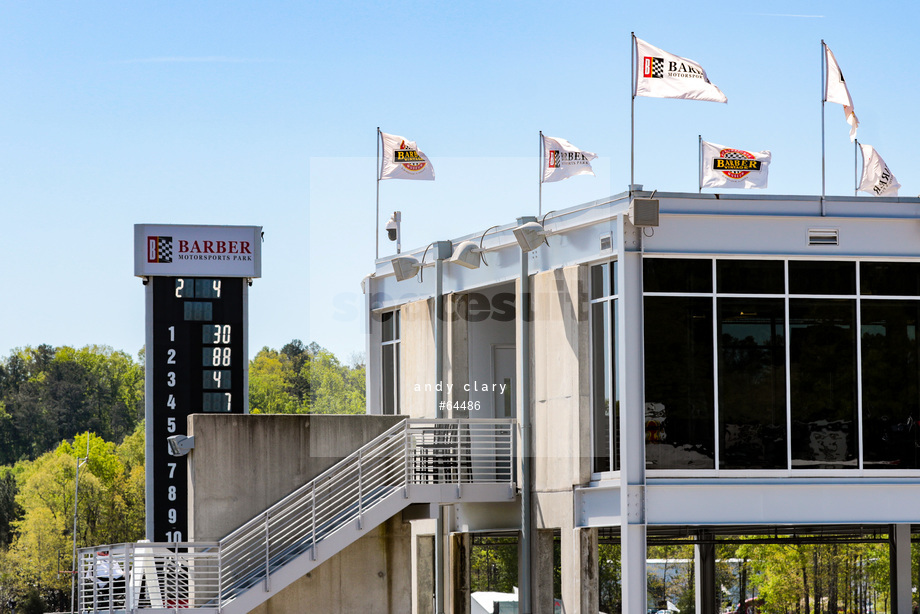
<box><xmin>248</xmin><ymin>340</ymin><xmax>366</xmax><ymax>415</ymax></box>
<box><xmin>470</xmin><ymin>537</ymin><xmax>519</xmax><ymax>594</ymax></box>
<box><xmin>0</xmin><ymin>339</ymin><xmax>365</xmax><ymax>613</ymax></box>
<box><xmin>0</xmin><ymin>428</ymin><xmax>145</xmax><ymax>611</ymax></box>
<box><xmin>0</xmin><ymin>345</ymin><xmax>144</xmax><ymax>466</ymax></box>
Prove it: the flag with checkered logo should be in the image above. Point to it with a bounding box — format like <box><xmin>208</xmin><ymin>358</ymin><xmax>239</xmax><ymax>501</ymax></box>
<box><xmin>635</xmin><ymin>37</ymin><xmax>727</xmax><ymax>103</ymax></box>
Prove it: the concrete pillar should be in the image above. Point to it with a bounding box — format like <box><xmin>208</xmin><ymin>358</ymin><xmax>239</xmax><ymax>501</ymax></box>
<box><xmin>617</xmin><ymin>219</ymin><xmax>647</xmax><ymax>614</ymax></box>
<box><xmin>450</xmin><ymin>533</ymin><xmax>471</xmax><ymax>614</ymax></box>
<box><xmin>532</xmin><ymin>529</ymin><xmax>555</xmax><ymax>614</ymax></box>
<box><xmin>891</xmin><ymin>523</ymin><xmax>912</xmax><ymax>614</ymax></box>
<box><xmin>417</xmin><ymin>535</ymin><xmax>435</xmax><ymax>614</ymax></box>
<box><xmin>695</xmin><ymin>531</ymin><xmax>716</xmax><ymax>614</ymax></box>
<box><xmin>560</xmin><ymin>527</ymin><xmax>599</xmax><ymax>614</ymax></box>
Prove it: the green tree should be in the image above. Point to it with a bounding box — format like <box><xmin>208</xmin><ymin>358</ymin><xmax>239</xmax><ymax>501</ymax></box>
<box><xmin>248</xmin><ymin>348</ymin><xmax>300</xmax><ymax>414</ymax></box>
<box><xmin>248</xmin><ymin>341</ymin><xmax>366</xmax><ymax>415</ymax></box>
<box><xmin>0</xmin><ymin>346</ymin><xmax>143</xmax><ymax>465</ymax></box>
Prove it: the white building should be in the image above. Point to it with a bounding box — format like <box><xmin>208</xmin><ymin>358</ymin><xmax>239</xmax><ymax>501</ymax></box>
<box><xmin>364</xmin><ymin>189</ymin><xmax>920</xmax><ymax>614</ymax></box>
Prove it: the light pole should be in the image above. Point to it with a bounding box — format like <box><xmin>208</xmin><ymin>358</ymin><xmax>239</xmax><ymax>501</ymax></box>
<box><xmin>70</xmin><ymin>436</ymin><xmax>89</xmax><ymax>614</ymax></box>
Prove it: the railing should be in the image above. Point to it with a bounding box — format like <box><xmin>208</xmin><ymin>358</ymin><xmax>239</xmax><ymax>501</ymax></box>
<box><xmin>77</xmin><ymin>419</ymin><xmax>515</xmax><ymax>613</ymax></box>
<box><xmin>77</xmin><ymin>542</ymin><xmax>220</xmax><ymax>613</ymax></box>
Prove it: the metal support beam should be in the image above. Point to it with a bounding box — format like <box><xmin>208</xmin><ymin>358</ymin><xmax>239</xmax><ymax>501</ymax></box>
<box><xmin>618</xmin><ymin>216</ymin><xmax>647</xmax><ymax>614</ymax></box>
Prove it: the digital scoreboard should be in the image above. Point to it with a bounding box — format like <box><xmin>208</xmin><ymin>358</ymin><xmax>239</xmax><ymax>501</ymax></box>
<box><xmin>150</xmin><ymin>276</ymin><xmax>244</xmax><ymax>541</ymax></box>
<box><xmin>136</xmin><ymin>224</ymin><xmax>261</xmax><ymax>542</ymax></box>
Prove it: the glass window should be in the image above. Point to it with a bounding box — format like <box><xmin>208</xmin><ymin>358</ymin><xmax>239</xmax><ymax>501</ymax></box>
<box><xmin>861</xmin><ymin>300</ymin><xmax>920</xmax><ymax>469</ymax></box>
<box><xmin>381</xmin><ymin>310</ymin><xmax>401</xmax><ymax>415</ymax></box>
<box><xmin>644</xmin><ymin>296</ymin><xmax>715</xmax><ymax>469</ymax></box>
<box><xmin>590</xmin><ymin>262</ymin><xmax>618</xmax><ymax>473</ymax></box>
<box><xmin>860</xmin><ymin>262</ymin><xmax>920</xmax><ymax>296</ymax></box>
<box><xmin>717</xmin><ymin>260</ymin><xmax>784</xmax><ymax>294</ymax></box>
<box><xmin>590</xmin><ymin>262</ymin><xmax>617</xmax><ymax>300</ymax></box>
<box><xmin>789</xmin><ymin>261</ymin><xmax>855</xmax><ymax>295</ymax></box>
<box><xmin>789</xmin><ymin>299</ymin><xmax>858</xmax><ymax>468</ymax></box>
<box><xmin>591</xmin><ymin>302</ymin><xmax>612</xmax><ymax>472</ymax></box>
<box><xmin>717</xmin><ymin>298</ymin><xmax>787</xmax><ymax>469</ymax></box>
<box><xmin>644</xmin><ymin>259</ymin><xmax>712</xmax><ymax>293</ymax></box>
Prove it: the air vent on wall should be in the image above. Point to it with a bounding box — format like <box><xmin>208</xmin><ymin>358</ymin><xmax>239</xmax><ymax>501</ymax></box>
<box><xmin>599</xmin><ymin>233</ymin><xmax>612</xmax><ymax>252</ymax></box>
<box><xmin>808</xmin><ymin>228</ymin><xmax>839</xmax><ymax>246</ymax></box>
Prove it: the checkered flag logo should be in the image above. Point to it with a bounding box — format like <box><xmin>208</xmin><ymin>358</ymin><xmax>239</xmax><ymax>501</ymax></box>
<box><xmin>643</xmin><ymin>56</ymin><xmax>664</xmax><ymax>79</ymax></box>
<box><xmin>147</xmin><ymin>236</ymin><xmax>173</xmax><ymax>263</ymax></box>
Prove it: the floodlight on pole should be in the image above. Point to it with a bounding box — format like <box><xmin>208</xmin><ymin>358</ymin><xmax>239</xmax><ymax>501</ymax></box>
<box><xmin>391</xmin><ymin>255</ymin><xmax>422</xmax><ymax>282</ymax></box>
<box><xmin>448</xmin><ymin>225</ymin><xmax>499</xmax><ymax>270</ymax></box>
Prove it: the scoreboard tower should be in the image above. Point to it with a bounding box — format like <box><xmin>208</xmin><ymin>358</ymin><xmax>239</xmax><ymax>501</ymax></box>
<box><xmin>135</xmin><ymin>224</ymin><xmax>262</xmax><ymax>542</ymax></box>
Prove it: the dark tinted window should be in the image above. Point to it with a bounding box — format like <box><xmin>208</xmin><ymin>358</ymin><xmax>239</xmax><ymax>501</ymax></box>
<box><xmin>382</xmin><ymin>310</ymin><xmax>398</xmax><ymax>342</ymax></box>
<box><xmin>644</xmin><ymin>259</ymin><xmax>712</xmax><ymax>293</ymax></box>
<box><xmin>861</xmin><ymin>300</ymin><xmax>920</xmax><ymax>468</ymax></box>
<box><xmin>644</xmin><ymin>296</ymin><xmax>714</xmax><ymax>469</ymax></box>
<box><xmin>860</xmin><ymin>262</ymin><xmax>920</xmax><ymax>296</ymax></box>
<box><xmin>591</xmin><ymin>301</ymin><xmax>615</xmax><ymax>472</ymax></box>
<box><xmin>789</xmin><ymin>299</ymin><xmax>857</xmax><ymax>469</ymax></box>
<box><xmin>717</xmin><ymin>260</ymin><xmax>785</xmax><ymax>294</ymax></box>
<box><xmin>718</xmin><ymin>298</ymin><xmax>787</xmax><ymax>469</ymax></box>
<box><xmin>789</xmin><ymin>261</ymin><xmax>855</xmax><ymax>295</ymax></box>
<box><xmin>590</xmin><ymin>262</ymin><xmax>616</xmax><ymax>300</ymax></box>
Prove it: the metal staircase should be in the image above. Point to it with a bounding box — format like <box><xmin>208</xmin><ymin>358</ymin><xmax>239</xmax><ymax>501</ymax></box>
<box><xmin>77</xmin><ymin>418</ymin><xmax>516</xmax><ymax>614</ymax></box>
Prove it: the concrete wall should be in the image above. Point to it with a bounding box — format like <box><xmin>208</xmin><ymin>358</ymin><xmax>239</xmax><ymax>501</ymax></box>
<box><xmin>530</xmin><ymin>265</ymin><xmax>596</xmax><ymax>614</ymax></box>
<box><xmin>401</xmin><ymin>299</ymin><xmax>437</xmax><ymax>418</ymax></box>
<box><xmin>188</xmin><ymin>413</ymin><xmax>405</xmax><ymax>541</ymax></box>
<box><xmin>531</xmin><ymin>265</ymin><xmax>591</xmax><ymax>495</ymax></box>
<box><xmin>186</xmin><ymin>413</ymin><xmax>410</xmax><ymax>614</ymax></box>
<box><xmin>249</xmin><ymin>516</ymin><xmax>411</xmax><ymax>614</ymax></box>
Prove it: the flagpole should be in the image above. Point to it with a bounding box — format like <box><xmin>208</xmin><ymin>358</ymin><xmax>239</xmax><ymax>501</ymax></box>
<box><xmin>698</xmin><ymin>135</ymin><xmax>702</xmax><ymax>193</ymax></box>
<box><xmin>539</xmin><ymin>131</ymin><xmax>543</xmax><ymax>216</ymax></box>
<box><xmin>820</xmin><ymin>40</ymin><xmax>827</xmax><ymax>215</ymax></box>
<box><xmin>630</xmin><ymin>32</ymin><xmax>636</xmax><ymax>192</ymax></box>
<box><xmin>376</xmin><ymin>127</ymin><xmax>381</xmax><ymax>259</ymax></box>
<box><xmin>854</xmin><ymin>139</ymin><xmax>859</xmax><ymax>196</ymax></box>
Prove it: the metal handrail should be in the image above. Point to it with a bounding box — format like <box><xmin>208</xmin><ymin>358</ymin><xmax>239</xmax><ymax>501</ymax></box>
<box><xmin>77</xmin><ymin>418</ymin><xmax>515</xmax><ymax>613</ymax></box>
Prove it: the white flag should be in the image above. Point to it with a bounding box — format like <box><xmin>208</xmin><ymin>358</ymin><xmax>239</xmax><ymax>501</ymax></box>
<box><xmin>858</xmin><ymin>143</ymin><xmax>900</xmax><ymax>196</ymax></box>
<box><xmin>824</xmin><ymin>44</ymin><xmax>859</xmax><ymax>142</ymax></box>
<box><xmin>634</xmin><ymin>37</ymin><xmax>727</xmax><ymax>103</ymax></box>
<box><xmin>380</xmin><ymin>132</ymin><xmax>435</xmax><ymax>180</ymax></box>
<box><xmin>542</xmin><ymin>135</ymin><xmax>597</xmax><ymax>183</ymax></box>
<box><xmin>700</xmin><ymin>141</ymin><xmax>771</xmax><ymax>189</ymax></box>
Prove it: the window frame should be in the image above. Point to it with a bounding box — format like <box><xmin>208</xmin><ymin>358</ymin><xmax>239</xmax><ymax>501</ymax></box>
<box><xmin>589</xmin><ymin>260</ymin><xmax>619</xmax><ymax>478</ymax></box>
<box><xmin>643</xmin><ymin>256</ymin><xmax>920</xmax><ymax>478</ymax></box>
<box><xmin>380</xmin><ymin>309</ymin><xmax>401</xmax><ymax>415</ymax></box>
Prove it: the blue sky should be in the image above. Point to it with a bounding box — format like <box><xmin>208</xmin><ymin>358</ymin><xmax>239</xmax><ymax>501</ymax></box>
<box><xmin>1</xmin><ymin>1</ymin><xmax>918</xmax><ymax>362</ymax></box>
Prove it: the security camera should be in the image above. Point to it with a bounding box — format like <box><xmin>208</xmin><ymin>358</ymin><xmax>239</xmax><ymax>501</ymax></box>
<box><xmin>385</xmin><ymin>211</ymin><xmax>401</xmax><ymax>242</ymax></box>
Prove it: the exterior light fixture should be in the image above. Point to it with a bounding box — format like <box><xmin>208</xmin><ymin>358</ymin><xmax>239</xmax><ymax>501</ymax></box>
<box><xmin>448</xmin><ymin>225</ymin><xmax>499</xmax><ymax>270</ymax></box>
<box><xmin>449</xmin><ymin>241</ymin><xmax>482</xmax><ymax>269</ymax></box>
<box><xmin>167</xmin><ymin>435</ymin><xmax>195</xmax><ymax>457</ymax></box>
<box><xmin>513</xmin><ymin>221</ymin><xmax>549</xmax><ymax>253</ymax></box>
<box><xmin>391</xmin><ymin>241</ymin><xmax>450</xmax><ymax>282</ymax></box>
<box><xmin>391</xmin><ymin>255</ymin><xmax>421</xmax><ymax>281</ymax></box>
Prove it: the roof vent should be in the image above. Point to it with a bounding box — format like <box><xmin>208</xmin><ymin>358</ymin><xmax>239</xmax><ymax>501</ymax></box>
<box><xmin>808</xmin><ymin>228</ymin><xmax>839</xmax><ymax>246</ymax></box>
